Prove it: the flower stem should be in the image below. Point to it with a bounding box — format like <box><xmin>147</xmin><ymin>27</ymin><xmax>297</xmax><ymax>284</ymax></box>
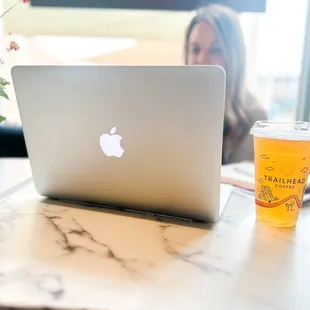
<box><xmin>0</xmin><ymin>0</ymin><xmax>22</xmax><ymax>19</ymax></box>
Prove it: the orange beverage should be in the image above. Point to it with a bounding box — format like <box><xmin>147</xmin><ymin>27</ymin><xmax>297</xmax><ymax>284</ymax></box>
<box><xmin>251</xmin><ymin>121</ymin><xmax>310</xmax><ymax>228</ymax></box>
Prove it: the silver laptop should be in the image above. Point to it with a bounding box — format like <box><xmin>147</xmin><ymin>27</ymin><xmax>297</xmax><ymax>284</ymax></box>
<box><xmin>11</xmin><ymin>65</ymin><xmax>225</xmax><ymax>222</ymax></box>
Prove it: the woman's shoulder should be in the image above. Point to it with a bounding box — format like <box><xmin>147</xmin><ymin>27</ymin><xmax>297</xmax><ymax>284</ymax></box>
<box><xmin>226</xmin><ymin>92</ymin><xmax>267</xmax><ymax>164</ymax></box>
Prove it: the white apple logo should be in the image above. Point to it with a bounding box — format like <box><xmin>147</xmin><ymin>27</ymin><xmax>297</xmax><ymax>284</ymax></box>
<box><xmin>100</xmin><ymin>127</ymin><xmax>124</xmax><ymax>158</ymax></box>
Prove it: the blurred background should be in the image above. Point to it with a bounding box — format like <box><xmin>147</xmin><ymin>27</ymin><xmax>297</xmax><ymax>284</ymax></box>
<box><xmin>0</xmin><ymin>0</ymin><xmax>309</xmax><ymax>124</ymax></box>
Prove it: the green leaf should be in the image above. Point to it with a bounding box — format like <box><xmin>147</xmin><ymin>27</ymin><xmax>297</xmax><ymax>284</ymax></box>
<box><xmin>0</xmin><ymin>87</ymin><xmax>9</xmax><ymax>100</ymax></box>
<box><xmin>0</xmin><ymin>77</ymin><xmax>9</xmax><ymax>87</ymax></box>
<box><xmin>0</xmin><ymin>115</ymin><xmax>6</xmax><ymax>124</ymax></box>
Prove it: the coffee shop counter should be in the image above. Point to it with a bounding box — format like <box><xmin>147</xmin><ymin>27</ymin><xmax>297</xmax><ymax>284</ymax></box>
<box><xmin>1</xmin><ymin>179</ymin><xmax>310</xmax><ymax>310</ymax></box>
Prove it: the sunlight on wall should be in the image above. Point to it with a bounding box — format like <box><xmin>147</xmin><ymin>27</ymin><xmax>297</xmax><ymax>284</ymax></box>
<box><xmin>242</xmin><ymin>0</ymin><xmax>308</xmax><ymax>76</ymax></box>
<box><xmin>240</xmin><ymin>0</ymin><xmax>308</xmax><ymax>120</ymax></box>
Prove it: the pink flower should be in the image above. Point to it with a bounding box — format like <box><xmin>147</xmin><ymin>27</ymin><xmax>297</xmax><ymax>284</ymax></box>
<box><xmin>23</xmin><ymin>0</ymin><xmax>30</xmax><ymax>3</ymax></box>
<box><xmin>9</xmin><ymin>41</ymin><xmax>19</xmax><ymax>51</ymax></box>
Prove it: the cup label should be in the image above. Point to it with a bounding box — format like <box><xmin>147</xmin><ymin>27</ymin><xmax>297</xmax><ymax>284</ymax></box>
<box><xmin>255</xmin><ymin>153</ymin><xmax>309</xmax><ymax>211</ymax></box>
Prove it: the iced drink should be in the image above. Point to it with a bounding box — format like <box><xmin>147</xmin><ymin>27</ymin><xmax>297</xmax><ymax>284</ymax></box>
<box><xmin>251</xmin><ymin>121</ymin><xmax>310</xmax><ymax>228</ymax></box>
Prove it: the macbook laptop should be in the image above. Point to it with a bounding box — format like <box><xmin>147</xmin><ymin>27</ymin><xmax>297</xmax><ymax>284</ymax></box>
<box><xmin>11</xmin><ymin>65</ymin><xmax>225</xmax><ymax>222</ymax></box>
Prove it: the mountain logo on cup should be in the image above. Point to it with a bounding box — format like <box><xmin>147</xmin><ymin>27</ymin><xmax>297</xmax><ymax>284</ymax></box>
<box><xmin>256</xmin><ymin>184</ymin><xmax>303</xmax><ymax>209</ymax></box>
<box><xmin>258</xmin><ymin>185</ymin><xmax>279</xmax><ymax>203</ymax></box>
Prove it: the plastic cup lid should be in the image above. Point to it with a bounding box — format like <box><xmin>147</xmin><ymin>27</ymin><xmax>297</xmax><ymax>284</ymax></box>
<box><xmin>250</xmin><ymin>121</ymin><xmax>310</xmax><ymax>141</ymax></box>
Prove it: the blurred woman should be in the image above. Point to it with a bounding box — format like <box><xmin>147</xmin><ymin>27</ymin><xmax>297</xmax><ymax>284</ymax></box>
<box><xmin>184</xmin><ymin>4</ymin><xmax>267</xmax><ymax>165</ymax></box>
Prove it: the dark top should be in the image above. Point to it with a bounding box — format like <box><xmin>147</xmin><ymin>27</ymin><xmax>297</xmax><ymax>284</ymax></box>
<box><xmin>0</xmin><ymin>126</ymin><xmax>28</xmax><ymax>157</ymax></box>
<box><xmin>222</xmin><ymin>121</ymin><xmax>230</xmax><ymax>165</ymax></box>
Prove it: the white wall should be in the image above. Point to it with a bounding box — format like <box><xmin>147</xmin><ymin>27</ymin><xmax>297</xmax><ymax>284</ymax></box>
<box><xmin>3</xmin><ymin>0</ymin><xmax>191</xmax><ymax>41</ymax></box>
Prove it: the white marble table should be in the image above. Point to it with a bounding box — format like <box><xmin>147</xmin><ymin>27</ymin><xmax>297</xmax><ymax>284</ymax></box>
<box><xmin>1</xmin><ymin>160</ymin><xmax>310</xmax><ymax>310</ymax></box>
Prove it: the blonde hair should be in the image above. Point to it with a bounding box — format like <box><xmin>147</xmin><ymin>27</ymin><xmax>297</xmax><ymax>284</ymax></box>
<box><xmin>185</xmin><ymin>4</ymin><xmax>254</xmax><ymax>142</ymax></box>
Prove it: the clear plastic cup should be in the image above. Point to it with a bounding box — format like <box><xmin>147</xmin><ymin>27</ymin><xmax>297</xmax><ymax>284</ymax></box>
<box><xmin>251</xmin><ymin>121</ymin><xmax>310</xmax><ymax>228</ymax></box>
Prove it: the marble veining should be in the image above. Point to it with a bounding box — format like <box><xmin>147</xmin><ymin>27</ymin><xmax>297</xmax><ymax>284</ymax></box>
<box><xmin>1</xmin><ymin>183</ymin><xmax>310</xmax><ymax>310</ymax></box>
<box><xmin>38</xmin><ymin>207</ymin><xmax>153</xmax><ymax>279</ymax></box>
<box><xmin>158</xmin><ymin>224</ymin><xmax>231</xmax><ymax>276</ymax></box>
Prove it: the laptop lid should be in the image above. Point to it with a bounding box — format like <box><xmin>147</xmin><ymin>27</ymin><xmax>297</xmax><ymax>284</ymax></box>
<box><xmin>11</xmin><ymin>65</ymin><xmax>225</xmax><ymax>222</ymax></box>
